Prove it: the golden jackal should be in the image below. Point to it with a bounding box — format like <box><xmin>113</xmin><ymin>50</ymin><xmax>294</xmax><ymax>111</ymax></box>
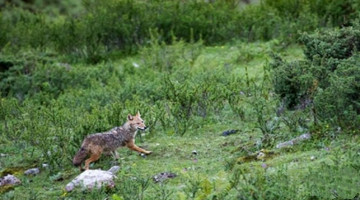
<box><xmin>73</xmin><ymin>111</ymin><xmax>152</xmax><ymax>170</ymax></box>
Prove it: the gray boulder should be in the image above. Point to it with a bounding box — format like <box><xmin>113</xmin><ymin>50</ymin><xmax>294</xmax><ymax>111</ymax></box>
<box><xmin>24</xmin><ymin>168</ymin><xmax>40</xmax><ymax>175</ymax></box>
<box><xmin>0</xmin><ymin>174</ymin><xmax>21</xmax><ymax>187</ymax></box>
<box><xmin>276</xmin><ymin>133</ymin><xmax>311</xmax><ymax>149</ymax></box>
<box><xmin>65</xmin><ymin>166</ymin><xmax>120</xmax><ymax>192</ymax></box>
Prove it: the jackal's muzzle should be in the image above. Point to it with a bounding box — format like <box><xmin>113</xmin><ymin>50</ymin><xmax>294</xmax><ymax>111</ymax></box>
<box><xmin>138</xmin><ymin>126</ymin><xmax>148</xmax><ymax>131</ymax></box>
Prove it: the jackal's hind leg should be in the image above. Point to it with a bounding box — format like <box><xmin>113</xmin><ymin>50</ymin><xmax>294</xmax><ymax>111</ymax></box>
<box><xmin>84</xmin><ymin>152</ymin><xmax>102</xmax><ymax>170</ymax></box>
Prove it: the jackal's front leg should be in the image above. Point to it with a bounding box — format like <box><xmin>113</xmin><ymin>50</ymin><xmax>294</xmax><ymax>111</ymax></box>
<box><xmin>126</xmin><ymin>140</ymin><xmax>152</xmax><ymax>155</ymax></box>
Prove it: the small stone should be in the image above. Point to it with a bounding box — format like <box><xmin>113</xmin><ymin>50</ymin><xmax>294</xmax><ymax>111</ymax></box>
<box><xmin>192</xmin><ymin>150</ymin><xmax>198</xmax><ymax>155</ymax></box>
<box><xmin>310</xmin><ymin>156</ymin><xmax>316</xmax><ymax>161</ymax></box>
<box><xmin>0</xmin><ymin>174</ymin><xmax>21</xmax><ymax>187</ymax></box>
<box><xmin>257</xmin><ymin>152</ymin><xmax>266</xmax><ymax>160</ymax></box>
<box><xmin>42</xmin><ymin>163</ymin><xmax>49</xmax><ymax>168</ymax></box>
<box><xmin>222</xmin><ymin>129</ymin><xmax>239</xmax><ymax>136</ymax></box>
<box><xmin>336</xmin><ymin>127</ymin><xmax>342</xmax><ymax>133</ymax></box>
<box><xmin>132</xmin><ymin>62</ymin><xmax>140</xmax><ymax>68</ymax></box>
<box><xmin>24</xmin><ymin>168</ymin><xmax>40</xmax><ymax>175</ymax></box>
<box><xmin>261</xmin><ymin>163</ymin><xmax>268</xmax><ymax>169</ymax></box>
<box><xmin>153</xmin><ymin>172</ymin><xmax>177</xmax><ymax>183</ymax></box>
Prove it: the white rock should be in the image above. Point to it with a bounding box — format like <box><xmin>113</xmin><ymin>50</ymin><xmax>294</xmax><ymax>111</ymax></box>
<box><xmin>0</xmin><ymin>174</ymin><xmax>21</xmax><ymax>187</ymax></box>
<box><xmin>256</xmin><ymin>152</ymin><xmax>266</xmax><ymax>160</ymax></box>
<box><xmin>132</xmin><ymin>62</ymin><xmax>140</xmax><ymax>68</ymax></box>
<box><xmin>65</xmin><ymin>166</ymin><xmax>119</xmax><ymax>192</ymax></box>
<box><xmin>24</xmin><ymin>168</ymin><xmax>40</xmax><ymax>175</ymax></box>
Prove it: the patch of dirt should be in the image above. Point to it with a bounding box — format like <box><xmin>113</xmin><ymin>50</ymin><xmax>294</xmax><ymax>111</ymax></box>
<box><xmin>237</xmin><ymin>149</ymin><xmax>278</xmax><ymax>164</ymax></box>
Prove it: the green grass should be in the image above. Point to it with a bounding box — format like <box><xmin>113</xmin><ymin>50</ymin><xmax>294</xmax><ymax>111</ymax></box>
<box><xmin>4</xmin><ymin>126</ymin><xmax>358</xmax><ymax>199</ymax></box>
<box><xmin>1</xmin><ymin>41</ymin><xmax>359</xmax><ymax>200</ymax></box>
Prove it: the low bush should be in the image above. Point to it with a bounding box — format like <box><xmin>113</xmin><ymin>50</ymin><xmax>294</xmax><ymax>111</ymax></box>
<box><xmin>314</xmin><ymin>56</ymin><xmax>360</xmax><ymax>129</ymax></box>
<box><xmin>263</xmin><ymin>0</ymin><xmax>360</xmax><ymax>27</ymax></box>
<box><xmin>271</xmin><ymin>58</ymin><xmax>314</xmax><ymax>110</ymax></box>
<box><xmin>272</xmin><ymin>26</ymin><xmax>360</xmax><ymax>130</ymax></box>
<box><xmin>301</xmin><ymin>27</ymin><xmax>360</xmax><ymax>61</ymax></box>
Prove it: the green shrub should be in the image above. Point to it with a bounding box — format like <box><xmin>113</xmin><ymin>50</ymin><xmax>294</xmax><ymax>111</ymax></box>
<box><xmin>0</xmin><ymin>13</ymin><xmax>9</xmax><ymax>49</ymax></box>
<box><xmin>301</xmin><ymin>27</ymin><xmax>360</xmax><ymax>61</ymax></box>
<box><xmin>237</xmin><ymin>5</ymin><xmax>282</xmax><ymax>41</ymax></box>
<box><xmin>0</xmin><ymin>51</ymin><xmax>120</xmax><ymax>101</ymax></box>
<box><xmin>264</xmin><ymin>0</ymin><xmax>359</xmax><ymax>27</ymax></box>
<box><xmin>140</xmin><ymin>37</ymin><xmax>203</xmax><ymax>72</ymax></box>
<box><xmin>272</xmin><ymin>27</ymin><xmax>360</xmax><ymax>130</ymax></box>
<box><xmin>0</xmin><ymin>0</ymin><xmax>84</xmax><ymax>16</ymax></box>
<box><xmin>153</xmin><ymin>0</ymin><xmax>240</xmax><ymax>44</ymax></box>
<box><xmin>307</xmin><ymin>0</ymin><xmax>360</xmax><ymax>27</ymax></box>
<box><xmin>1</xmin><ymin>8</ymin><xmax>52</xmax><ymax>51</ymax></box>
<box><xmin>314</xmin><ymin>56</ymin><xmax>360</xmax><ymax>129</ymax></box>
<box><xmin>271</xmin><ymin>57</ymin><xmax>315</xmax><ymax>109</ymax></box>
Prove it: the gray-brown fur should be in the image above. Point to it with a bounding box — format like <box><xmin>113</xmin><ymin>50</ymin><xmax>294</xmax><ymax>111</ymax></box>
<box><xmin>82</xmin><ymin>126</ymin><xmax>135</xmax><ymax>153</ymax></box>
<box><xmin>73</xmin><ymin>147</ymin><xmax>88</xmax><ymax>166</ymax></box>
<box><xmin>72</xmin><ymin>126</ymin><xmax>131</xmax><ymax>167</ymax></box>
<box><xmin>72</xmin><ymin>112</ymin><xmax>152</xmax><ymax>170</ymax></box>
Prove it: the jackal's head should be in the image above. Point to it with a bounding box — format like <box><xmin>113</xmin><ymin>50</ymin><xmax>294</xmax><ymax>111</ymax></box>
<box><xmin>127</xmin><ymin>111</ymin><xmax>147</xmax><ymax>131</ymax></box>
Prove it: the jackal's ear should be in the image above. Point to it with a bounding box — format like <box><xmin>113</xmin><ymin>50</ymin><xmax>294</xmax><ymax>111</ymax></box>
<box><xmin>136</xmin><ymin>111</ymin><xmax>141</xmax><ymax>117</ymax></box>
<box><xmin>128</xmin><ymin>114</ymin><xmax>133</xmax><ymax>121</ymax></box>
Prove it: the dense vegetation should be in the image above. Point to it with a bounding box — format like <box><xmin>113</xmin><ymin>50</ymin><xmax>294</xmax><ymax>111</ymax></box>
<box><xmin>1</xmin><ymin>0</ymin><xmax>360</xmax><ymax>199</ymax></box>
<box><xmin>1</xmin><ymin>0</ymin><xmax>359</xmax><ymax>63</ymax></box>
<box><xmin>272</xmin><ymin>27</ymin><xmax>360</xmax><ymax>130</ymax></box>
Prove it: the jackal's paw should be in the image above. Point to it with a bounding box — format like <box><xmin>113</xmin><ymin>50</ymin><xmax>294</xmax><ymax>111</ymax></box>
<box><xmin>144</xmin><ymin>151</ymin><xmax>152</xmax><ymax>155</ymax></box>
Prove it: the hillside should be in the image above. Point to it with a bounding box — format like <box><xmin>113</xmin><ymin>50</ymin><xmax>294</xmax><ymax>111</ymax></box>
<box><xmin>1</xmin><ymin>1</ymin><xmax>360</xmax><ymax>199</ymax></box>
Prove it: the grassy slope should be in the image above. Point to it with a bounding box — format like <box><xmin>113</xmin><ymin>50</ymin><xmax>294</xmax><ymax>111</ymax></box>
<box><xmin>1</xmin><ymin>41</ymin><xmax>358</xmax><ymax>199</ymax></box>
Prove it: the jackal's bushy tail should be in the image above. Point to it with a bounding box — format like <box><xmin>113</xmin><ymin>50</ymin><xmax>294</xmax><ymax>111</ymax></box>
<box><xmin>73</xmin><ymin>147</ymin><xmax>88</xmax><ymax>166</ymax></box>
